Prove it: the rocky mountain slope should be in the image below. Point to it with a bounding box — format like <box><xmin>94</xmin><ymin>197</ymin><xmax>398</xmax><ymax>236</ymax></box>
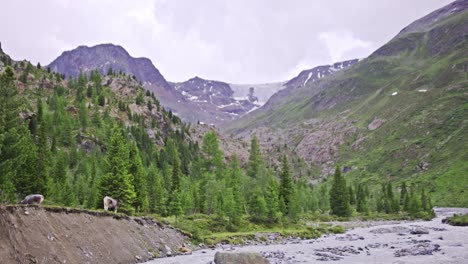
<box><xmin>0</xmin><ymin>205</ymin><xmax>190</xmax><ymax>263</ymax></box>
<box><xmin>47</xmin><ymin>44</ymin><xmax>357</xmax><ymax>126</ymax></box>
<box><xmin>227</xmin><ymin>0</ymin><xmax>468</xmax><ymax>206</ymax></box>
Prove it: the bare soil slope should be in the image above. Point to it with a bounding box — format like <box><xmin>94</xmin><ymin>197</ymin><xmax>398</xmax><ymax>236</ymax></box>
<box><xmin>0</xmin><ymin>205</ymin><xmax>190</xmax><ymax>264</ymax></box>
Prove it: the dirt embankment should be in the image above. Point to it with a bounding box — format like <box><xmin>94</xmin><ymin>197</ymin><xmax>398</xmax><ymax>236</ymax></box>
<box><xmin>0</xmin><ymin>205</ymin><xmax>191</xmax><ymax>264</ymax></box>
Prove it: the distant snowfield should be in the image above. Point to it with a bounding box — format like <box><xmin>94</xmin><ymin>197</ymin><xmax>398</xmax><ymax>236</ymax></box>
<box><xmin>229</xmin><ymin>82</ymin><xmax>285</xmax><ymax>106</ymax></box>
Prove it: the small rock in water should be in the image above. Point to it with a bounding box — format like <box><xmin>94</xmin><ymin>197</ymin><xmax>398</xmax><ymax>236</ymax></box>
<box><xmin>410</xmin><ymin>226</ymin><xmax>429</xmax><ymax>235</ymax></box>
<box><xmin>394</xmin><ymin>242</ymin><xmax>440</xmax><ymax>257</ymax></box>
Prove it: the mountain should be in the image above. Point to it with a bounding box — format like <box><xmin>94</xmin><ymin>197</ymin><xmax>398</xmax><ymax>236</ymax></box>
<box><xmin>48</xmin><ymin>44</ymin><xmax>358</xmax><ymax>126</ymax></box>
<box><xmin>171</xmin><ymin>76</ymin><xmax>260</xmax><ymax>124</ymax></box>
<box><xmin>227</xmin><ymin>0</ymin><xmax>468</xmax><ymax>206</ymax></box>
<box><xmin>47</xmin><ymin>44</ymin><xmax>203</xmax><ymax>123</ymax></box>
<box><xmin>48</xmin><ymin>43</ymin><xmax>171</xmax><ymax>89</ymax></box>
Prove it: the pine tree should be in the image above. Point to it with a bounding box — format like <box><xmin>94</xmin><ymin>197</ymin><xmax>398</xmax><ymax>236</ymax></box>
<box><xmin>356</xmin><ymin>183</ymin><xmax>369</xmax><ymax>213</ymax></box>
<box><xmin>329</xmin><ymin>166</ymin><xmax>351</xmax><ymax>217</ymax></box>
<box><xmin>98</xmin><ymin>125</ymin><xmax>136</xmax><ymax>210</ymax></box>
<box><xmin>249</xmin><ymin>188</ymin><xmax>267</xmax><ymax>223</ymax></box>
<box><xmin>201</xmin><ymin>131</ymin><xmax>224</xmax><ymax>176</ymax></box>
<box><xmin>227</xmin><ymin>156</ymin><xmax>244</xmax><ymax>225</ymax></box>
<box><xmin>265</xmin><ymin>176</ymin><xmax>281</xmax><ymax>224</ymax></box>
<box><xmin>246</xmin><ymin>135</ymin><xmax>261</xmax><ymax>178</ymax></box>
<box><xmin>348</xmin><ymin>186</ymin><xmax>356</xmax><ymax>205</ymax></box>
<box><xmin>279</xmin><ymin>155</ymin><xmax>293</xmax><ymax>214</ymax></box>
<box><xmin>400</xmin><ymin>182</ymin><xmax>408</xmax><ymax>205</ymax></box>
<box><xmin>129</xmin><ymin>143</ymin><xmax>148</xmax><ymax>212</ymax></box>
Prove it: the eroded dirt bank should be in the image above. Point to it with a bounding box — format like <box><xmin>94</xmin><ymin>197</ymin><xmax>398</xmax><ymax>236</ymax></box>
<box><xmin>0</xmin><ymin>205</ymin><xmax>190</xmax><ymax>264</ymax></box>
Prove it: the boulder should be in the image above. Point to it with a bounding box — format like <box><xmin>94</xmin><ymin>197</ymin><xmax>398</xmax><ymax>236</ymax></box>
<box><xmin>214</xmin><ymin>252</ymin><xmax>269</xmax><ymax>264</ymax></box>
<box><xmin>367</xmin><ymin>118</ymin><xmax>386</xmax><ymax>131</ymax></box>
<box><xmin>410</xmin><ymin>227</ymin><xmax>429</xmax><ymax>235</ymax></box>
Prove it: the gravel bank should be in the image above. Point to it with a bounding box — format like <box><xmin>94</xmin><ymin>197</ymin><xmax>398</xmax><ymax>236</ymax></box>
<box><xmin>148</xmin><ymin>207</ymin><xmax>468</xmax><ymax>264</ymax></box>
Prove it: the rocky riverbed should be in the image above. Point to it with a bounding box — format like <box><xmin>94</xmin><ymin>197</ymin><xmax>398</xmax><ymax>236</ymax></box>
<box><xmin>148</xmin><ymin>208</ymin><xmax>468</xmax><ymax>264</ymax></box>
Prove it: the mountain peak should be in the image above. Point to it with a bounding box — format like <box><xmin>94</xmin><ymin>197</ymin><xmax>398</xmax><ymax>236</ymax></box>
<box><xmin>48</xmin><ymin>43</ymin><xmax>170</xmax><ymax>89</ymax></box>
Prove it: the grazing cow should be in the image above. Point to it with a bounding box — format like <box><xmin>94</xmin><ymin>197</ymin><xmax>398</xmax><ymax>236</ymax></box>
<box><xmin>21</xmin><ymin>194</ymin><xmax>44</xmax><ymax>205</ymax></box>
<box><xmin>103</xmin><ymin>196</ymin><xmax>118</xmax><ymax>213</ymax></box>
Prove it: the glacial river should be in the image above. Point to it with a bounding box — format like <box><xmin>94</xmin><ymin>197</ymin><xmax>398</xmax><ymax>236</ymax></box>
<box><xmin>147</xmin><ymin>208</ymin><xmax>468</xmax><ymax>264</ymax></box>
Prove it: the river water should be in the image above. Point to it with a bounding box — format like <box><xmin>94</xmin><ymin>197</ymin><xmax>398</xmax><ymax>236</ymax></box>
<box><xmin>147</xmin><ymin>208</ymin><xmax>468</xmax><ymax>264</ymax></box>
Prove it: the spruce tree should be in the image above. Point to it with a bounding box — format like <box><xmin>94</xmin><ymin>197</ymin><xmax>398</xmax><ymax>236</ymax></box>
<box><xmin>129</xmin><ymin>143</ymin><xmax>148</xmax><ymax>212</ymax></box>
<box><xmin>246</xmin><ymin>135</ymin><xmax>261</xmax><ymax>178</ymax></box>
<box><xmin>348</xmin><ymin>186</ymin><xmax>356</xmax><ymax>205</ymax></box>
<box><xmin>279</xmin><ymin>155</ymin><xmax>293</xmax><ymax>214</ymax></box>
<box><xmin>201</xmin><ymin>131</ymin><xmax>224</xmax><ymax>176</ymax></box>
<box><xmin>265</xmin><ymin>176</ymin><xmax>281</xmax><ymax>224</ymax></box>
<box><xmin>329</xmin><ymin>166</ymin><xmax>351</xmax><ymax>217</ymax></box>
<box><xmin>400</xmin><ymin>182</ymin><xmax>408</xmax><ymax>205</ymax></box>
<box><xmin>98</xmin><ymin>125</ymin><xmax>136</xmax><ymax>210</ymax></box>
<box><xmin>228</xmin><ymin>156</ymin><xmax>244</xmax><ymax>225</ymax></box>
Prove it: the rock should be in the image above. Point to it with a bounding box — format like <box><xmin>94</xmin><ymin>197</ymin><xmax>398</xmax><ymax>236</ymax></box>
<box><xmin>417</xmin><ymin>161</ymin><xmax>429</xmax><ymax>171</ymax></box>
<box><xmin>135</xmin><ymin>255</ymin><xmax>142</xmax><ymax>261</ymax></box>
<box><xmin>410</xmin><ymin>227</ymin><xmax>429</xmax><ymax>235</ymax></box>
<box><xmin>367</xmin><ymin>118</ymin><xmax>386</xmax><ymax>130</ymax></box>
<box><xmin>164</xmin><ymin>245</ymin><xmax>172</xmax><ymax>256</ymax></box>
<box><xmin>179</xmin><ymin>245</ymin><xmax>192</xmax><ymax>254</ymax></box>
<box><xmin>214</xmin><ymin>252</ymin><xmax>269</xmax><ymax>264</ymax></box>
<box><xmin>394</xmin><ymin>242</ymin><xmax>440</xmax><ymax>257</ymax></box>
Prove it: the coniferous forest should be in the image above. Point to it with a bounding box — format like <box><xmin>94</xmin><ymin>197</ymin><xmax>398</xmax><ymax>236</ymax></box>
<box><xmin>0</xmin><ymin>57</ymin><xmax>434</xmax><ymax>237</ymax></box>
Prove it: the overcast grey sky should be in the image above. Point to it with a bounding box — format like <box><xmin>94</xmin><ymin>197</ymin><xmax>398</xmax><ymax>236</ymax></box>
<box><xmin>1</xmin><ymin>0</ymin><xmax>453</xmax><ymax>83</ymax></box>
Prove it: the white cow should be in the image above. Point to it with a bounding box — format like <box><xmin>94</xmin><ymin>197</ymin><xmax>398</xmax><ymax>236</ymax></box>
<box><xmin>103</xmin><ymin>196</ymin><xmax>118</xmax><ymax>213</ymax></box>
<box><xmin>21</xmin><ymin>194</ymin><xmax>44</xmax><ymax>205</ymax></box>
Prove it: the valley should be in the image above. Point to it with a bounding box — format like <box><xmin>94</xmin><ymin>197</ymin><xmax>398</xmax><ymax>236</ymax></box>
<box><xmin>0</xmin><ymin>1</ymin><xmax>466</xmax><ymax>263</ymax></box>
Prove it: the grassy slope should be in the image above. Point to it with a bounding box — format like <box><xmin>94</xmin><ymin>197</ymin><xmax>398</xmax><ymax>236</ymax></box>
<box><xmin>229</xmin><ymin>11</ymin><xmax>468</xmax><ymax>206</ymax></box>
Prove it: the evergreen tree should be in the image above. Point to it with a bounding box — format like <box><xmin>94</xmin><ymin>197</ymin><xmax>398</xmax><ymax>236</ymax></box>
<box><xmin>98</xmin><ymin>125</ymin><xmax>136</xmax><ymax>210</ymax></box>
<box><xmin>129</xmin><ymin>143</ymin><xmax>148</xmax><ymax>212</ymax></box>
<box><xmin>246</xmin><ymin>135</ymin><xmax>261</xmax><ymax>178</ymax></box>
<box><xmin>279</xmin><ymin>155</ymin><xmax>293</xmax><ymax>214</ymax></box>
<box><xmin>348</xmin><ymin>186</ymin><xmax>356</xmax><ymax>205</ymax></box>
<box><xmin>227</xmin><ymin>156</ymin><xmax>244</xmax><ymax>225</ymax></box>
<box><xmin>201</xmin><ymin>131</ymin><xmax>224</xmax><ymax>176</ymax></box>
<box><xmin>356</xmin><ymin>183</ymin><xmax>369</xmax><ymax>213</ymax></box>
<box><xmin>400</xmin><ymin>182</ymin><xmax>408</xmax><ymax>205</ymax></box>
<box><xmin>249</xmin><ymin>188</ymin><xmax>267</xmax><ymax>223</ymax></box>
<box><xmin>265</xmin><ymin>176</ymin><xmax>281</xmax><ymax>224</ymax></box>
<box><xmin>329</xmin><ymin>166</ymin><xmax>351</xmax><ymax>217</ymax></box>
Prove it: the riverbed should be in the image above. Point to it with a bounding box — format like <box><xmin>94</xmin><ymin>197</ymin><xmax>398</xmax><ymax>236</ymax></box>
<box><xmin>148</xmin><ymin>208</ymin><xmax>468</xmax><ymax>263</ymax></box>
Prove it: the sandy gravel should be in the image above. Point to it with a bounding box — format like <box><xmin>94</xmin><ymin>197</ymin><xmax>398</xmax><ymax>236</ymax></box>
<box><xmin>148</xmin><ymin>208</ymin><xmax>468</xmax><ymax>264</ymax></box>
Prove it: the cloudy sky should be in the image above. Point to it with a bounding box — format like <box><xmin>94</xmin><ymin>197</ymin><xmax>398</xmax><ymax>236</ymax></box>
<box><xmin>1</xmin><ymin>0</ymin><xmax>452</xmax><ymax>83</ymax></box>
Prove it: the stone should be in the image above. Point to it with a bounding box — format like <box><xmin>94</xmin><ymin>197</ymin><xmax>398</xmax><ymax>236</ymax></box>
<box><xmin>214</xmin><ymin>252</ymin><xmax>269</xmax><ymax>264</ymax></box>
<box><xmin>368</xmin><ymin>118</ymin><xmax>386</xmax><ymax>131</ymax></box>
<box><xmin>164</xmin><ymin>245</ymin><xmax>172</xmax><ymax>256</ymax></box>
<box><xmin>410</xmin><ymin>227</ymin><xmax>429</xmax><ymax>235</ymax></box>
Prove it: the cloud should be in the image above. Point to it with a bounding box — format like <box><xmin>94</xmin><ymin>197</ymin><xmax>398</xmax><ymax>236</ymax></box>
<box><xmin>318</xmin><ymin>31</ymin><xmax>373</xmax><ymax>63</ymax></box>
<box><xmin>0</xmin><ymin>0</ymin><xmax>453</xmax><ymax>83</ymax></box>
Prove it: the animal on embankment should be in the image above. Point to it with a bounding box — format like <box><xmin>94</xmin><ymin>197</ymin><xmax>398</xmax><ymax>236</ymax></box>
<box><xmin>103</xmin><ymin>196</ymin><xmax>118</xmax><ymax>213</ymax></box>
<box><xmin>21</xmin><ymin>194</ymin><xmax>44</xmax><ymax>205</ymax></box>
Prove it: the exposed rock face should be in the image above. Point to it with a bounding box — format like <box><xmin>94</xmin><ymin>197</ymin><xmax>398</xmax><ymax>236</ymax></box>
<box><xmin>214</xmin><ymin>252</ymin><xmax>269</xmax><ymax>264</ymax></box>
<box><xmin>285</xmin><ymin>59</ymin><xmax>359</xmax><ymax>90</ymax></box>
<box><xmin>367</xmin><ymin>118</ymin><xmax>386</xmax><ymax>131</ymax></box>
<box><xmin>48</xmin><ymin>44</ymin><xmax>171</xmax><ymax>90</ymax></box>
<box><xmin>172</xmin><ymin>76</ymin><xmax>259</xmax><ymax>124</ymax></box>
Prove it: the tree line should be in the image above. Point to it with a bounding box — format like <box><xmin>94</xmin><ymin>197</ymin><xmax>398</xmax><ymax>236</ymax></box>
<box><xmin>0</xmin><ymin>64</ymin><xmax>433</xmax><ymax>230</ymax></box>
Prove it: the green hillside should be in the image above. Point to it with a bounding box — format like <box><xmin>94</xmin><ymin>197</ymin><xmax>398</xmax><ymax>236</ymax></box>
<box><xmin>228</xmin><ymin>5</ymin><xmax>468</xmax><ymax>206</ymax></box>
